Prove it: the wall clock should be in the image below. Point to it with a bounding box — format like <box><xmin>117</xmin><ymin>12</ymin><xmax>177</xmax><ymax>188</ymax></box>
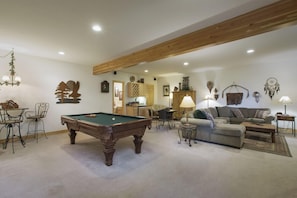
<box><xmin>101</xmin><ymin>80</ymin><xmax>109</xmax><ymax>93</ymax></box>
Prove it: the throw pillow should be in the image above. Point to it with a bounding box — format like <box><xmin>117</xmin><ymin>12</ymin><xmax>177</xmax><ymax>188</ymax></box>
<box><xmin>205</xmin><ymin>112</ymin><xmax>215</xmax><ymax>128</ymax></box>
<box><xmin>254</xmin><ymin>110</ymin><xmax>270</xmax><ymax>119</ymax></box>
<box><xmin>231</xmin><ymin>108</ymin><xmax>244</xmax><ymax>118</ymax></box>
<box><xmin>193</xmin><ymin>110</ymin><xmax>207</xmax><ymax>119</ymax></box>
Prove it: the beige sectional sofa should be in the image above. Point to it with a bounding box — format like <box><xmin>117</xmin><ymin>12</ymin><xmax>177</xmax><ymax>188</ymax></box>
<box><xmin>180</xmin><ymin>106</ymin><xmax>274</xmax><ymax>148</ymax></box>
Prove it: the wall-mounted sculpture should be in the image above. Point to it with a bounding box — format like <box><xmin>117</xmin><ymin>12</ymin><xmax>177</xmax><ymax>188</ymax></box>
<box><xmin>264</xmin><ymin>77</ymin><xmax>280</xmax><ymax>99</ymax></box>
<box><xmin>55</xmin><ymin>80</ymin><xmax>81</xmax><ymax>103</ymax></box>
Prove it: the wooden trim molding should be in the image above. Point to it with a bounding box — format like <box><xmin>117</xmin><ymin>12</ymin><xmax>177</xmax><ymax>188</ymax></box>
<box><xmin>93</xmin><ymin>0</ymin><xmax>297</xmax><ymax>75</ymax></box>
<box><xmin>0</xmin><ymin>130</ymin><xmax>68</xmax><ymax>144</ymax></box>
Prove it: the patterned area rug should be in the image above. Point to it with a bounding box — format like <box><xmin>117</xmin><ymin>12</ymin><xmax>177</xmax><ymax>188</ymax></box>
<box><xmin>244</xmin><ymin>131</ymin><xmax>292</xmax><ymax>157</ymax></box>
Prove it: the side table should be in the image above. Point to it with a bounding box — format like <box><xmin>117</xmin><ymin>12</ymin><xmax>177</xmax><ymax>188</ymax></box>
<box><xmin>276</xmin><ymin>115</ymin><xmax>295</xmax><ymax>137</ymax></box>
<box><xmin>178</xmin><ymin>123</ymin><xmax>197</xmax><ymax>147</ymax></box>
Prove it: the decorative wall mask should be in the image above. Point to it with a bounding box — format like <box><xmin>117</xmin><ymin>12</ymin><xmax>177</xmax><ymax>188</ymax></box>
<box><xmin>207</xmin><ymin>81</ymin><xmax>214</xmax><ymax>93</ymax></box>
<box><xmin>264</xmin><ymin>77</ymin><xmax>280</xmax><ymax>99</ymax></box>
<box><xmin>253</xmin><ymin>91</ymin><xmax>260</xmax><ymax>103</ymax></box>
<box><xmin>55</xmin><ymin>80</ymin><xmax>81</xmax><ymax>103</ymax></box>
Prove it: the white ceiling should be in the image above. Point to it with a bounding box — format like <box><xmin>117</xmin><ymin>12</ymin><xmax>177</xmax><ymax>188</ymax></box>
<box><xmin>1</xmin><ymin>0</ymin><xmax>295</xmax><ymax>77</ymax></box>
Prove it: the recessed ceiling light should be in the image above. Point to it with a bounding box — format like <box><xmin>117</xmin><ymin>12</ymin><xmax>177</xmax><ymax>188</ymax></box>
<box><xmin>58</xmin><ymin>51</ymin><xmax>65</xmax><ymax>55</ymax></box>
<box><xmin>183</xmin><ymin>62</ymin><xmax>189</xmax><ymax>66</ymax></box>
<box><xmin>246</xmin><ymin>49</ymin><xmax>255</xmax><ymax>54</ymax></box>
<box><xmin>144</xmin><ymin>69</ymin><xmax>148</xmax><ymax>73</ymax></box>
<box><xmin>92</xmin><ymin>25</ymin><xmax>102</xmax><ymax>32</ymax></box>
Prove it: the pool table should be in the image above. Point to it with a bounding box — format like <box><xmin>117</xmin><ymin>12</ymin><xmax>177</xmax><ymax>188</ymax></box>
<box><xmin>61</xmin><ymin>112</ymin><xmax>152</xmax><ymax>166</ymax></box>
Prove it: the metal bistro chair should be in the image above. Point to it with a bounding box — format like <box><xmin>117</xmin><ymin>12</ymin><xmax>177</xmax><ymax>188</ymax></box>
<box><xmin>148</xmin><ymin>108</ymin><xmax>159</xmax><ymax>129</ymax></box>
<box><xmin>157</xmin><ymin>108</ymin><xmax>175</xmax><ymax>130</ymax></box>
<box><xmin>25</xmin><ymin>103</ymin><xmax>49</xmax><ymax>142</ymax></box>
<box><xmin>0</xmin><ymin>108</ymin><xmax>26</xmax><ymax>153</ymax></box>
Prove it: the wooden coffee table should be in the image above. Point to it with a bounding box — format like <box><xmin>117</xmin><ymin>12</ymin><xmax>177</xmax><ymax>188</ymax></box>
<box><xmin>241</xmin><ymin>122</ymin><xmax>275</xmax><ymax>143</ymax></box>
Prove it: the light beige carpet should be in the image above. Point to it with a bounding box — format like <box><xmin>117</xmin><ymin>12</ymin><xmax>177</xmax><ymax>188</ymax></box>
<box><xmin>1</xmin><ymin>127</ymin><xmax>297</xmax><ymax>198</ymax></box>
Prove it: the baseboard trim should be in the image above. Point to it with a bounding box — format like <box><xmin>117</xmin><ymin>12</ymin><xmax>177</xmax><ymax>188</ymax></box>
<box><xmin>0</xmin><ymin>130</ymin><xmax>68</xmax><ymax>144</ymax></box>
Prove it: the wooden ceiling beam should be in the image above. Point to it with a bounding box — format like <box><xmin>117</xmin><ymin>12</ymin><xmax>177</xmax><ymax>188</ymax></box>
<box><xmin>93</xmin><ymin>0</ymin><xmax>297</xmax><ymax>75</ymax></box>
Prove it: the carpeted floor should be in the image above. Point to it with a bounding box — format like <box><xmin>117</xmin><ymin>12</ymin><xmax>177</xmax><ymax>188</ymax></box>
<box><xmin>244</xmin><ymin>131</ymin><xmax>292</xmax><ymax>157</ymax></box>
<box><xmin>1</xmin><ymin>126</ymin><xmax>297</xmax><ymax>198</ymax></box>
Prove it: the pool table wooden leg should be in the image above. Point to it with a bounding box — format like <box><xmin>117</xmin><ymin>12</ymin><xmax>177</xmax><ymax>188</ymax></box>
<box><xmin>102</xmin><ymin>140</ymin><xmax>116</xmax><ymax>166</ymax></box>
<box><xmin>133</xmin><ymin>135</ymin><xmax>143</xmax><ymax>154</ymax></box>
<box><xmin>69</xmin><ymin>129</ymin><xmax>77</xmax><ymax>144</ymax></box>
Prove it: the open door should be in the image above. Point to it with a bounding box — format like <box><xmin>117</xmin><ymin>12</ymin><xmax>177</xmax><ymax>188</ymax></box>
<box><xmin>112</xmin><ymin>81</ymin><xmax>124</xmax><ymax>114</ymax></box>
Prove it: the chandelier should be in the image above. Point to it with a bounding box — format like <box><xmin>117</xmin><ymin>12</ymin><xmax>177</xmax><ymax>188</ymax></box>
<box><xmin>0</xmin><ymin>49</ymin><xmax>21</xmax><ymax>86</ymax></box>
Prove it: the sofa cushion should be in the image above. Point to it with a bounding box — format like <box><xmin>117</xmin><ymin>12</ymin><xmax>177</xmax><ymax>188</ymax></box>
<box><xmin>254</xmin><ymin>110</ymin><xmax>270</xmax><ymax>119</ymax></box>
<box><xmin>231</xmin><ymin>108</ymin><xmax>244</xmax><ymax>118</ymax></box>
<box><xmin>238</xmin><ymin>108</ymin><xmax>249</xmax><ymax>118</ymax></box>
<box><xmin>208</xmin><ymin>107</ymin><xmax>218</xmax><ymax>118</ymax></box>
<box><xmin>216</xmin><ymin>106</ymin><xmax>233</xmax><ymax>117</ymax></box>
<box><xmin>193</xmin><ymin>109</ymin><xmax>207</xmax><ymax>119</ymax></box>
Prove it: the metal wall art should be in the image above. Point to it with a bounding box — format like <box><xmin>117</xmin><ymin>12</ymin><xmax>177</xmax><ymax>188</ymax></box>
<box><xmin>264</xmin><ymin>77</ymin><xmax>280</xmax><ymax>99</ymax></box>
<box><xmin>55</xmin><ymin>80</ymin><xmax>81</xmax><ymax>103</ymax></box>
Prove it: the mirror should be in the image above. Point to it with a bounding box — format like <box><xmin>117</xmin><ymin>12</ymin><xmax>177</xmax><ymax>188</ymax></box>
<box><xmin>112</xmin><ymin>81</ymin><xmax>124</xmax><ymax>114</ymax></box>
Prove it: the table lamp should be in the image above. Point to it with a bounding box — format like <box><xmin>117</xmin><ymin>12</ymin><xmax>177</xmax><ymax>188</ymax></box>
<box><xmin>180</xmin><ymin>95</ymin><xmax>196</xmax><ymax>124</ymax></box>
<box><xmin>279</xmin><ymin>96</ymin><xmax>291</xmax><ymax>115</ymax></box>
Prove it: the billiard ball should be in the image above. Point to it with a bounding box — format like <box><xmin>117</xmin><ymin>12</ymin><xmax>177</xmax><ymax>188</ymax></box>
<box><xmin>112</xmin><ymin>117</ymin><xmax>115</xmax><ymax>120</ymax></box>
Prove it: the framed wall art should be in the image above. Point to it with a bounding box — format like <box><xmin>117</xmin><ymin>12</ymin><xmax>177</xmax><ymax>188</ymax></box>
<box><xmin>101</xmin><ymin>80</ymin><xmax>109</xmax><ymax>93</ymax></box>
<box><xmin>163</xmin><ymin>85</ymin><xmax>170</xmax><ymax>96</ymax></box>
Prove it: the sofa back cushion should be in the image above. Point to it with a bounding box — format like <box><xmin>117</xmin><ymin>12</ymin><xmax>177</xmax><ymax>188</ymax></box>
<box><xmin>239</xmin><ymin>108</ymin><xmax>249</xmax><ymax>118</ymax></box>
<box><xmin>216</xmin><ymin>106</ymin><xmax>233</xmax><ymax>117</ymax></box>
<box><xmin>208</xmin><ymin>107</ymin><xmax>218</xmax><ymax>118</ymax></box>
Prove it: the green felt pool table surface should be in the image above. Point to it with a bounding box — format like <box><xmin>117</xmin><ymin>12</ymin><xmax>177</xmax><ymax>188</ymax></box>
<box><xmin>69</xmin><ymin>112</ymin><xmax>144</xmax><ymax>126</ymax></box>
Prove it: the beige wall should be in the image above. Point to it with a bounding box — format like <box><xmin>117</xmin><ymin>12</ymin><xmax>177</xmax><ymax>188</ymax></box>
<box><xmin>0</xmin><ymin>45</ymin><xmax>296</xmax><ymax>139</ymax></box>
<box><xmin>0</xmin><ymin>51</ymin><xmax>157</xmax><ymax>139</ymax></box>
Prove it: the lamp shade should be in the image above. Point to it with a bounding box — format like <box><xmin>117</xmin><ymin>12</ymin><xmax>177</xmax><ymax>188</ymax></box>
<box><xmin>180</xmin><ymin>95</ymin><xmax>195</xmax><ymax>108</ymax></box>
<box><xmin>279</xmin><ymin>96</ymin><xmax>292</xmax><ymax>104</ymax></box>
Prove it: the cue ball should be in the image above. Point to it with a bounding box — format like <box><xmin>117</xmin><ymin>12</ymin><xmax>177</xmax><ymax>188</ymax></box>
<box><xmin>112</xmin><ymin>117</ymin><xmax>115</xmax><ymax>120</ymax></box>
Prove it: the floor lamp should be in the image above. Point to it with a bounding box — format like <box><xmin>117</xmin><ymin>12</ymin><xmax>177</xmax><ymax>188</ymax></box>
<box><xmin>180</xmin><ymin>95</ymin><xmax>196</xmax><ymax>124</ymax></box>
<box><xmin>279</xmin><ymin>96</ymin><xmax>291</xmax><ymax>115</ymax></box>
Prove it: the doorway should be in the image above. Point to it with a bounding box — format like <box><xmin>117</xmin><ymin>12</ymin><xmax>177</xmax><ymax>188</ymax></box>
<box><xmin>112</xmin><ymin>81</ymin><xmax>124</xmax><ymax>114</ymax></box>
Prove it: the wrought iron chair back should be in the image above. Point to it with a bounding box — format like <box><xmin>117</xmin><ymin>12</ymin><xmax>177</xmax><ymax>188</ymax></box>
<box><xmin>25</xmin><ymin>102</ymin><xmax>49</xmax><ymax>142</ymax></box>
